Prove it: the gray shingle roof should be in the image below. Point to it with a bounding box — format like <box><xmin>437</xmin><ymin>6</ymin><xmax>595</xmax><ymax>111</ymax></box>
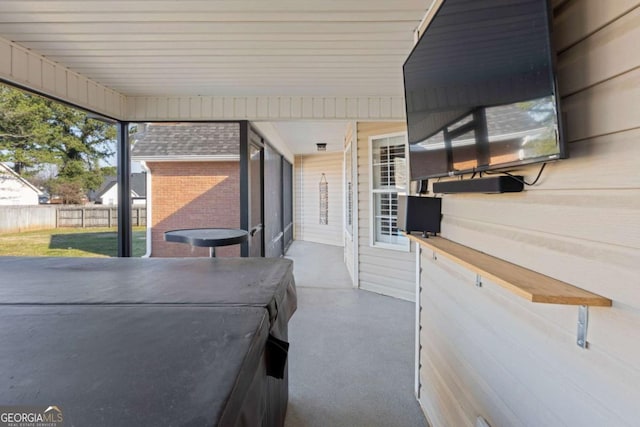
<box><xmin>130</xmin><ymin>173</ymin><xmax>147</xmax><ymax>198</ymax></box>
<box><xmin>131</xmin><ymin>123</ymin><xmax>240</xmax><ymax>159</ymax></box>
<box><xmin>93</xmin><ymin>173</ymin><xmax>147</xmax><ymax>200</ymax></box>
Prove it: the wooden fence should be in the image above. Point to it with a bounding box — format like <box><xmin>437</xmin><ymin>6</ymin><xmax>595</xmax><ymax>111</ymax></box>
<box><xmin>0</xmin><ymin>205</ymin><xmax>147</xmax><ymax>233</ymax></box>
<box><xmin>56</xmin><ymin>206</ymin><xmax>146</xmax><ymax>228</ymax></box>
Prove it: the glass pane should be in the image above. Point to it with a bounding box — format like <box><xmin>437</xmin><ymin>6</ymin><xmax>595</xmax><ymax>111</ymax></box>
<box><xmin>373</xmin><ymin>192</ymin><xmax>406</xmax><ymax>246</ymax></box>
<box><xmin>486</xmin><ymin>96</ymin><xmax>560</xmax><ymax>162</ymax></box>
<box><xmin>0</xmin><ymin>83</ymin><xmax>124</xmax><ymax>257</ymax></box>
<box><xmin>130</xmin><ymin>122</ymin><xmax>241</xmax><ymax>258</ymax></box>
<box><xmin>372</xmin><ymin>135</ymin><xmax>407</xmax><ymax>191</ymax></box>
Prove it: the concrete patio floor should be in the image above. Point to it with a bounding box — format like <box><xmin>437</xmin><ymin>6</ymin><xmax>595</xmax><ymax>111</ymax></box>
<box><xmin>284</xmin><ymin>240</ymin><xmax>427</xmax><ymax>427</ymax></box>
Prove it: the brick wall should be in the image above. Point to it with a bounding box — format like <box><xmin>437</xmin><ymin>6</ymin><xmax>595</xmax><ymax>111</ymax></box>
<box><xmin>147</xmin><ymin>161</ymin><xmax>241</xmax><ymax>257</ymax></box>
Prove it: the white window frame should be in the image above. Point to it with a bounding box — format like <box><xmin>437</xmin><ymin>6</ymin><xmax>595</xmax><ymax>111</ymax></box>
<box><xmin>368</xmin><ymin>131</ymin><xmax>410</xmax><ymax>252</ymax></box>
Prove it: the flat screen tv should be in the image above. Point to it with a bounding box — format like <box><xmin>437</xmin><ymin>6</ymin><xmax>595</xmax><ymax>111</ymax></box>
<box><xmin>403</xmin><ymin>0</ymin><xmax>567</xmax><ymax>181</ymax></box>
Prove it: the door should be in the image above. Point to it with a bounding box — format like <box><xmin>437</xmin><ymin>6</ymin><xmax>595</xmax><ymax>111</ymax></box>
<box><xmin>282</xmin><ymin>159</ymin><xmax>293</xmax><ymax>252</ymax></box>
<box><xmin>264</xmin><ymin>144</ymin><xmax>283</xmax><ymax>258</ymax></box>
<box><xmin>248</xmin><ymin>136</ymin><xmax>264</xmax><ymax>257</ymax></box>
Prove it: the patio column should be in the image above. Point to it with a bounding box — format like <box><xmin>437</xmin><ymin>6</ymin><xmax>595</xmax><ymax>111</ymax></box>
<box><xmin>117</xmin><ymin>121</ymin><xmax>132</xmax><ymax>257</ymax></box>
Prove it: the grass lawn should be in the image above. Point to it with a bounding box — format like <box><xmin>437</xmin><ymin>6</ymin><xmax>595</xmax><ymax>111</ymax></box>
<box><xmin>0</xmin><ymin>227</ymin><xmax>147</xmax><ymax>257</ymax></box>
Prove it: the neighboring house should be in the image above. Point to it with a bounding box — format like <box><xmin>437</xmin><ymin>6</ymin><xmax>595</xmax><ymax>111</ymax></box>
<box><xmin>93</xmin><ymin>173</ymin><xmax>147</xmax><ymax>206</ymax></box>
<box><xmin>131</xmin><ymin>122</ymin><xmax>243</xmax><ymax>258</ymax></box>
<box><xmin>0</xmin><ymin>163</ymin><xmax>42</xmax><ymax>205</ymax></box>
<box><xmin>132</xmin><ymin>122</ymin><xmax>293</xmax><ymax>259</ymax></box>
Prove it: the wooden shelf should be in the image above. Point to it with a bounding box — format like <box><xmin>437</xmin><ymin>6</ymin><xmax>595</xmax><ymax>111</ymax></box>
<box><xmin>407</xmin><ymin>235</ymin><xmax>612</xmax><ymax>307</ymax></box>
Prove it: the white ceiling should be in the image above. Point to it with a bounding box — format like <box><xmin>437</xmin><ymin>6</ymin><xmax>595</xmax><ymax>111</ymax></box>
<box><xmin>265</xmin><ymin>121</ymin><xmax>350</xmax><ymax>155</ymax></box>
<box><xmin>0</xmin><ymin>1</ymin><xmax>429</xmax><ymax>154</ymax></box>
<box><xmin>0</xmin><ymin>0</ymin><xmax>429</xmax><ymax>98</ymax></box>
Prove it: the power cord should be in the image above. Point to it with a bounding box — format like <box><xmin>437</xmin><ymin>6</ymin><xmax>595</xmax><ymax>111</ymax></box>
<box><xmin>484</xmin><ymin>163</ymin><xmax>547</xmax><ymax>186</ymax></box>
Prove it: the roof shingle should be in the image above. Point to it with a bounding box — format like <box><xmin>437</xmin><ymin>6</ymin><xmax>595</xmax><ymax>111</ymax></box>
<box><xmin>131</xmin><ymin>123</ymin><xmax>240</xmax><ymax>159</ymax></box>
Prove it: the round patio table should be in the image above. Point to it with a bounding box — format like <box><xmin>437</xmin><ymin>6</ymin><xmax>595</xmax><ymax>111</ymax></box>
<box><xmin>164</xmin><ymin>228</ymin><xmax>249</xmax><ymax>257</ymax></box>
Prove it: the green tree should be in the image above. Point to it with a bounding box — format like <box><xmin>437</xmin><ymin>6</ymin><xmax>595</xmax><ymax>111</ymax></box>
<box><xmin>0</xmin><ymin>84</ymin><xmax>116</xmax><ymax>202</ymax></box>
<box><xmin>46</xmin><ymin>101</ymin><xmax>116</xmax><ymax>193</ymax></box>
<box><xmin>0</xmin><ymin>86</ymin><xmax>58</xmax><ymax>174</ymax></box>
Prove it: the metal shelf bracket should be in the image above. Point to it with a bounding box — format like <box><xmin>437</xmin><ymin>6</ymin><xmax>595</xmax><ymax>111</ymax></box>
<box><xmin>577</xmin><ymin>305</ymin><xmax>589</xmax><ymax>349</ymax></box>
<box><xmin>475</xmin><ymin>274</ymin><xmax>483</xmax><ymax>288</ymax></box>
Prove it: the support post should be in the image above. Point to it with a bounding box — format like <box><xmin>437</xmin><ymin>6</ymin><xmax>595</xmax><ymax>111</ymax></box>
<box><xmin>415</xmin><ymin>244</ymin><xmax>422</xmax><ymax>398</ymax></box>
<box><xmin>239</xmin><ymin>121</ymin><xmax>249</xmax><ymax>257</ymax></box>
<box><xmin>117</xmin><ymin>121</ymin><xmax>132</xmax><ymax>257</ymax></box>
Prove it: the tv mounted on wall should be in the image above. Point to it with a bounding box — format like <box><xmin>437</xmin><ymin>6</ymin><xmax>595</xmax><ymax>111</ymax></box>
<box><xmin>403</xmin><ymin>0</ymin><xmax>567</xmax><ymax>182</ymax></box>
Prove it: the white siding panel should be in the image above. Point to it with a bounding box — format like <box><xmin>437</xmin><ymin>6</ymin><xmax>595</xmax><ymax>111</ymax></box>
<box><xmin>347</xmin><ymin>98</ymin><xmax>358</xmax><ymax>117</ymax></box>
<box><xmin>442</xmin><ymin>216</ymin><xmax>640</xmax><ymax>308</ymax></box>
<box><xmin>356</xmin><ymin>121</ymin><xmax>416</xmax><ymax>301</ymax></box>
<box><xmin>54</xmin><ymin>66</ymin><xmax>66</xmax><ymax>96</ymax></box>
<box><xmin>418</xmin><ymin>2</ymin><xmax>640</xmax><ymax>426</ymax></box>
<box><xmin>324</xmin><ymin>98</ymin><xmax>336</xmax><ymax>118</ymax></box>
<box><xmin>226</xmin><ymin>97</ymin><xmax>237</xmax><ymax>118</ymax></box>
<box><xmin>290</xmin><ymin>97</ymin><xmax>302</xmax><ymax>118</ymax></box>
<box><xmin>521</xmin><ymin>128</ymin><xmax>640</xmax><ymax>190</ymax></box>
<box><xmin>257</xmin><ymin>96</ymin><xmax>269</xmax><ymax>118</ymax></box>
<box><xmin>268</xmin><ymin>96</ymin><xmax>280</xmax><ymax>117</ymax></box>
<box><xmin>123</xmin><ymin>95</ymin><xmax>405</xmax><ymax>121</ymax></box>
<box><xmin>76</xmin><ymin>78</ymin><xmax>88</xmax><ymax>105</ymax></box>
<box><xmin>391</xmin><ymin>96</ymin><xmax>406</xmax><ymax>119</ymax></box>
<box><xmin>66</xmin><ymin>73</ymin><xmax>78</xmax><ymax>100</ymax></box>
<box><xmin>294</xmin><ymin>152</ymin><xmax>343</xmax><ymax>247</ymax></box>
<box><xmin>563</xmin><ymin>68</ymin><xmax>640</xmax><ymax>142</ymax></box>
<box><xmin>380</xmin><ymin>97</ymin><xmax>392</xmax><ymax>119</ymax></box>
<box><xmin>557</xmin><ymin>7</ymin><xmax>640</xmax><ymax>96</ymax></box>
<box><xmin>335</xmin><ymin>97</ymin><xmax>347</xmax><ymax>118</ymax></box>
<box><xmin>190</xmin><ymin>97</ymin><xmax>202</xmax><ymax>119</ymax></box>
<box><xmin>312</xmin><ymin>98</ymin><xmax>323</xmax><ymax>118</ymax></box>
<box><xmin>212</xmin><ymin>97</ymin><xmax>224</xmax><ymax>118</ymax></box>
<box><xmin>168</xmin><ymin>98</ymin><xmax>180</xmax><ymax>118</ymax></box>
<box><xmin>133</xmin><ymin>97</ymin><xmax>147</xmax><ymax>121</ymax></box>
<box><xmin>11</xmin><ymin>47</ymin><xmax>27</xmax><ymax>82</ymax></box>
<box><xmin>442</xmin><ymin>189</ymin><xmax>640</xmax><ymax>249</ymax></box>
<box><xmin>279</xmin><ymin>97</ymin><xmax>291</xmax><ymax>119</ymax></box>
<box><xmin>179</xmin><ymin>97</ymin><xmax>190</xmax><ymax>119</ymax></box>
<box><xmin>201</xmin><ymin>97</ymin><xmax>212</xmax><ymax>118</ymax></box>
<box><xmin>27</xmin><ymin>55</ymin><xmax>41</xmax><ymax>87</ymax></box>
<box><xmin>421</xmin><ymin>254</ymin><xmax>640</xmax><ymax>427</ymax></box>
<box><xmin>357</xmin><ymin>97</ymin><xmax>369</xmax><ymax>118</ymax></box>
<box><xmin>553</xmin><ymin>0</ymin><xmax>639</xmax><ymax>51</ymax></box>
<box><xmin>152</xmin><ymin>97</ymin><xmax>164</xmax><ymax>119</ymax></box>
<box><xmin>0</xmin><ymin>42</ymin><xmax>10</xmax><ymax>75</ymax></box>
<box><xmin>42</xmin><ymin>62</ymin><xmax>55</xmax><ymax>92</ymax></box>
<box><xmin>87</xmin><ymin>82</ymin><xmax>98</xmax><ymax>108</ymax></box>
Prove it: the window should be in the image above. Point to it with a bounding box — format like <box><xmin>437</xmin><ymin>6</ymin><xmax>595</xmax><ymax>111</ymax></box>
<box><xmin>370</xmin><ymin>133</ymin><xmax>408</xmax><ymax>249</ymax></box>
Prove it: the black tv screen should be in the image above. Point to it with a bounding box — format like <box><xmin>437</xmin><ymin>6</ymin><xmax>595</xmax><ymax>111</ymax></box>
<box><xmin>403</xmin><ymin>0</ymin><xmax>567</xmax><ymax>180</ymax></box>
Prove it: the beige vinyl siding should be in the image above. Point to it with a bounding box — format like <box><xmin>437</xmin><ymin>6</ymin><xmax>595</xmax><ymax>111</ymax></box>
<box><xmin>357</xmin><ymin>121</ymin><xmax>416</xmax><ymax>301</ymax></box>
<box><xmin>294</xmin><ymin>152</ymin><xmax>343</xmax><ymax>247</ymax></box>
<box><xmin>418</xmin><ymin>1</ymin><xmax>640</xmax><ymax>426</ymax></box>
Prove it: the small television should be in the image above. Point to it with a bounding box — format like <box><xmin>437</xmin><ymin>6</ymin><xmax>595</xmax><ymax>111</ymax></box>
<box><xmin>403</xmin><ymin>0</ymin><xmax>567</xmax><ymax>181</ymax></box>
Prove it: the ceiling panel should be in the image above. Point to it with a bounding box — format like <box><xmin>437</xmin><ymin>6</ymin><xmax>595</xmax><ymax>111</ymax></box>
<box><xmin>267</xmin><ymin>121</ymin><xmax>351</xmax><ymax>154</ymax></box>
<box><xmin>0</xmin><ymin>0</ymin><xmax>430</xmax><ymax>98</ymax></box>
